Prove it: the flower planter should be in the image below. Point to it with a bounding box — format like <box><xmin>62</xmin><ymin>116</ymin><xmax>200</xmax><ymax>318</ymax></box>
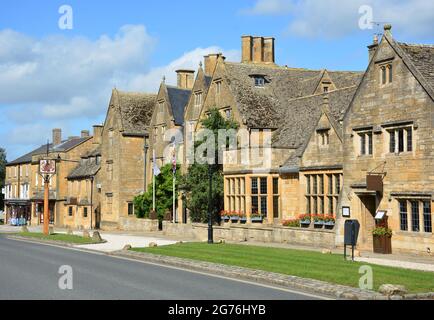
<box><xmin>230</xmin><ymin>216</ymin><xmax>240</xmax><ymax>223</ymax></box>
<box><xmin>373</xmin><ymin>235</ymin><xmax>392</xmax><ymax>254</ymax></box>
<box><xmin>314</xmin><ymin>221</ymin><xmax>324</xmax><ymax>229</ymax></box>
<box><xmin>240</xmin><ymin>217</ymin><xmax>247</xmax><ymax>224</ymax></box>
<box><xmin>300</xmin><ymin>220</ymin><xmax>311</xmax><ymax>228</ymax></box>
<box><xmin>251</xmin><ymin>217</ymin><xmax>263</xmax><ymax>223</ymax></box>
<box><xmin>221</xmin><ymin>216</ymin><xmax>230</xmax><ymax>222</ymax></box>
<box><xmin>324</xmin><ymin>222</ymin><xmax>335</xmax><ymax>230</ymax></box>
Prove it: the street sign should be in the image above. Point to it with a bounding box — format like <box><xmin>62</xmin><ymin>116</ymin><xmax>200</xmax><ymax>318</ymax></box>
<box><xmin>39</xmin><ymin>159</ymin><xmax>56</xmax><ymax>175</ymax></box>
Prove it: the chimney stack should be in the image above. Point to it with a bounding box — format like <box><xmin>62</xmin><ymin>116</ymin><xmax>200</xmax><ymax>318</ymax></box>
<box><xmin>93</xmin><ymin>125</ymin><xmax>103</xmax><ymax>145</ymax></box>
<box><xmin>81</xmin><ymin>130</ymin><xmax>90</xmax><ymax>138</ymax></box>
<box><xmin>242</xmin><ymin>35</ymin><xmax>275</xmax><ymax>64</ymax></box>
<box><xmin>52</xmin><ymin>128</ymin><xmax>62</xmax><ymax>146</ymax></box>
<box><xmin>367</xmin><ymin>34</ymin><xmax>379</xmax><ymax>63</ymax></box>
<box><xmin>203</xmin><ymin>53</ymin><xmax>225</xmax><ymax>76</ymax></box>
<box><xmin>176</xmin><ymin>69</ymin><xmax>195</xmax><ymax>89</ymax></box>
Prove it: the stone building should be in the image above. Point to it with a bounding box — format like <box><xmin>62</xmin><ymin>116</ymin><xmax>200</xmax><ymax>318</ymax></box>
<box><xmin>198</xmin><ymin>35</ymin><xmax>362</xmax><ymax>224</ymax></box>
<box><xmin>338</xmin><ymin>25</ymin><xmax>434</xmax><ymax>254</ymax></box>
<box><xmin>99</xmin><ymin>89</ymin><xmax>156</xmax><ymax>230</ymax></box>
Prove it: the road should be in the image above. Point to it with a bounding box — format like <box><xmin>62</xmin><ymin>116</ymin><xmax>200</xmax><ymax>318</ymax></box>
<box><xmin>0</xmin><ymin>236</ymin><xmax>324</xmax><ymax>300</ymax></box>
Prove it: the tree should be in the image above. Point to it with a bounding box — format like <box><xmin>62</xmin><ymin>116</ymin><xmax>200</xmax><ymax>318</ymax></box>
<box><xmin>181</xmin><ymin>108</ymin><xmax>239</xmax><ymax>223</ymax></box>
<box><xmin>0</xmin><ymin>148</ymin><xmax>6</xmax><ymax>211</ymax></box>
<box><xmin>133</xmin><ymin>164</ymin><xmax>180</xmax><ymax>221</ymax></box>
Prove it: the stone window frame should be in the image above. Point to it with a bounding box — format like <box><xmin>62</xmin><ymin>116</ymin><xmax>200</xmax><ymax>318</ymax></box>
<box><xmin>83</xmin><ymin>207</ymin><xmax>88</xmax><ymax>218</ymax></box>
<box><xmin>225</xmin><ymin>176</ymin><xmax>246</xmax><ymax>215</ymax></box>
<box><xmin>305</xmin><ymin>172</ymin><xmax>342</xmax><ymax>215</ymax></box>
<box><xmin>215</xmin><ymin>79</ymin><xmax>222</xmax><ymax>96</ymax></box>
<box><xmin>377</xmin><ymin>59</ymin><xmax>393</xmax><ymax>86</ymax></box>
<box><xmin>317</xmin><ymin>129</ymin><xmax>330</xmax><ymax>147</ymax></box>
<box><xmin>127</xmin><ymin>202</ymin><xmax>134</xmax><ymax>216</ymax></box>
<box><xmin>385</xmin><ymin>124</ymin><xmax>414</xmax><ymax>155</ymax></box>
<box><xmin>354</xmin><ymin>128</ymin><xmax>373</xmax><ymax>157</ymax></box>
<box><xmin>194</xmin><ymin>91</ymin><xmax>203</xmax><ymax>107</ymax></box>
<box><xmin>397</xmin><ymin>198</ymin><xmax>432</xmax><ymax>234</ymax></box>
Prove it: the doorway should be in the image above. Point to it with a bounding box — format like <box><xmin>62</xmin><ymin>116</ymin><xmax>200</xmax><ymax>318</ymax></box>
<box><xmin>359</xmin><ymin>195</ymin><xmax>377</xmax><ymax>249</ymax></box>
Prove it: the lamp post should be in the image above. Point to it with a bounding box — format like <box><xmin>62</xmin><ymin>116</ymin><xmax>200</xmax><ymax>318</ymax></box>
<box><xmin>207</xmin><ymin>165</ymin><xmax>213</xmax><ymax>244</ymax></box>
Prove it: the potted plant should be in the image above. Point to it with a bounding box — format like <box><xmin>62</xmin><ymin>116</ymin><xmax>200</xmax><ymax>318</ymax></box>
<box><xmin>324</xmin><ymin>215</ymin><xmax>336</xmax><ymax>229</ymax></box>
<box><xmin>313</xmin><ymin>214</ymin><xmax>325</xmax><ymax>228</ymax></box>
<box><xmin>372</xmin><ymin>226</ymin><xmax>392</xmax><ymax>254</ymax></box>
<box><xmin>220</xmin><ymin>210</ymin><xmax>230</xmax><ymax>222</ymax></box>
<box><xmin>250</xmin><ymin>213</ymin><xmax>263</xmax><ymax>223</ymax></box>
<box><xmin>282</xmin><ymin>219</ymin><xmax>300</xmax><ymax>228</ymax></box>
<box><xmin>299</xmin><ymin>214</ymin><xmax>311</xmax><ymax>227</ymax></box>
<box><xmin>230</xmin><ymin>211</ymin><xmax>240</xmax><ymax>223</ymax></box>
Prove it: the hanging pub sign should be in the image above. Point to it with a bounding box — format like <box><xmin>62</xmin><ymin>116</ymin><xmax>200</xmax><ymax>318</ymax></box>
<box><xmin>366</xmin><ymin>174</ymin><xmax>383</xmax><ymax>192</ymax></box>
<box><xmin>39</xmin><ymin>159</ymin><xmax>56</xmax><ymax>175</ymax></box>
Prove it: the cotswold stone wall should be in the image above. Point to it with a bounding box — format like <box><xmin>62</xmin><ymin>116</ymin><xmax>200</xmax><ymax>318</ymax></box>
<box><xmin>118</xmin><ymin>217</ymin><xmax>159</xmax><ymax>232</ymax></box>
<box><xmin>163</xmin><ymin>222</ymin><xmax>336</xmax><ymax>248</ymax></box>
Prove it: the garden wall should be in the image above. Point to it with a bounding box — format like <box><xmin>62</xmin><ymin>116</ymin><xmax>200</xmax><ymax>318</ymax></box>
<box><xmin>162</xmin><ymin>222</ymin><xmax>336</xmax><ymax>248</ymax></box>
<box><xmin>118</xmin><ymin>217</ymin><xmax>159</xmax><ymax>232</ymax></box>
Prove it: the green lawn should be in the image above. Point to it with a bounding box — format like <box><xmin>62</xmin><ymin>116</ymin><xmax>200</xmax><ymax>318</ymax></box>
<box><xmin>18</xmin><ymin>232</ymin><xmax>101</xmax><ymax>245</ymax></box>
<box><xmin>132</xmin><ymin>242</ymin><xmax>434</xmax><ymax>293</ymax></box>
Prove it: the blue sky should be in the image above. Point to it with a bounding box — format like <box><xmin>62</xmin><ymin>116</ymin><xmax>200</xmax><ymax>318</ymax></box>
<box><xmin>1</xmin><ymin>0</ymin><xmax>433</xmax><ymax>161</ymax></box>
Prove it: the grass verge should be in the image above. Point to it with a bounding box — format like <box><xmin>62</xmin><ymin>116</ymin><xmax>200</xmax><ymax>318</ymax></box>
<box><xmin>132</xmin><ymin>242</ymin><xmax>434</xmax><ymax>293</ymax></box>
<box><xmin>18</xmin><ymin>232</ymin><xmax>100</xmax><ymax>245</ymax></box>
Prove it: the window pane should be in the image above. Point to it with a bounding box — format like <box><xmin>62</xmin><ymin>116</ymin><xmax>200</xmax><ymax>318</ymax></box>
<box><xmin>320</xmin><ymin>197</ymin><xmax>324</xmax><ymax>214</ymax></box>
<box><xmin>260</xmin><ymin>196</ymin><xmax>267</xmax><ymax>215</ymax></box>
<box><xmin>251</xmin><ymin>197</ymin><xmax>258</xmax><ymax>214</ymax></box>
<box><xmin>313</xmin><ymin>176</ymin><xmax>318</xmax><ymax>194</ymax></box>
<box><xmin>313</xmin><ymin>197</ymin><xmax>317</xmax><ymax>214</ymax></box>
<box><xmin>368</xmin><ymin>133</ymin><xmax>373</xmax><ymax>155</ymax></box>
<box><xmin>306</xmin><ymin>176</ymin><xmax>311</xmax><ymax>194</ymax></box>
<box><xmin>251</xmin><ymin>178</ymin><xmax>258</xmax><ymax>195</ymax></box>
<box><xmin>273</xmin><ymin>178</ymin><xmax>279</xmax><ymax>194</ymax></box>
<box><xmin>260</xmin><ymin>177</ymin><xmax>267</xmax><ymax>194</ymax></box>
<box><xmin>423</xmin><ymin>201</ymin><xmax>432</xmax><ymax>233</ymax></box>
<box><xmin>389</xmin><ymin>130</ymin><xmax>395</xmax><ymax>153</ymax></box>
<box><xmin>328</xmin><ymin>197</ymin><xmax>334</xmax><ymax>214</ymax></box>
<box><xmin>328</xmin><ymin>175</ymin><xmax>333</xmax><ymax>194</ymax></box>
<box><xmin>382</xmin><ymin>67</ymin><xmax>386</xmax><ymax>84</ymax></box>
<box><xmin>335</xmin><ymin>175</ymin><xmax>341</xmax><ymax>195</ymax></box>
<box><xmin>273</xmin><ymin>196</ymin><xmax>279</xmax><ymax>218</ymax></box>
<box><xmin>411</xmin><ymin>201</ymin><xmax>420</xmax><ymax>232</ymax></box>
<box><xmin>319</xmin><ymin>175</ymin><xmax>324</xmax><ymax>194</ymax></box>
<box><xmin>398</xmin><ymin>129</ymin><xmax>404</xmax><ymax>152</ymax></box>
<box><xmin>407</xmin><ymin>128</ymin><xmax>413</xmax><ymax>152</ymax></box>
<box><xmin>388</xmin><ymin>65</ymin><xmax>393</xmax><ymax>83</ymax></box>
<box><xmin>400</xmin><ymin>201</ymin><xmax>408</xmax><ymax>231</ymax></box>
<box><xmin>360</xmin><ymin>134</ymin><xmax>366</xmax><ymax>155</ymax></box>
<box><xmin>306</xmin><ymin>197</ymin><xmax>311</xmax><ymax>214</ymax></box>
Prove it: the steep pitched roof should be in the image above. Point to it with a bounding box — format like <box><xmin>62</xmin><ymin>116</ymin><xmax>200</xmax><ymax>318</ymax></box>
<box><xmin>397</xmin><ymin>42</ymin><xmax>434</xmax><ymax>93</ymax></box>
<box><xmin>223</xmin><ymin>62</ymin><xmax>361</xmax><ymax>128</ymax></box>
<box><xmin>275</xmin><ymin>86</ymin><xmax>358</xmax><ymax>169</ymax></box>
<box><xmin>67</xmin><ymin>160</ymin><xmax>101</xmax><ymax>180</ymax></box>
<box><xmin>166</xmin><ymin>86</ymin><xmax>191</xmax><ymax>125</ymax></box>
<box><xmin>115</xmin><ymin>90</ymin><xmax>157</xmax><ymax>135</ymax></box>
<box><xmin>6</xmin><ymin>144</ymin><xmax>50</xmax><ymax>166</ymax></box>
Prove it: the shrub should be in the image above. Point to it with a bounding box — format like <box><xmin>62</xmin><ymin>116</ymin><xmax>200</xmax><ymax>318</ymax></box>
<box><xmin>372</xmin><ymin>227</ymin><xmax>393</xmax><ymax>237</ymax></box>
<box><xmin>298</xmin><ymin>214</ymin><xmax>311</xmax><ymax>221</ymax></box>
<box><xmin>283</xmin><ymin>219</ymin><xmax>300</xmax><ymax>228</ymax></box>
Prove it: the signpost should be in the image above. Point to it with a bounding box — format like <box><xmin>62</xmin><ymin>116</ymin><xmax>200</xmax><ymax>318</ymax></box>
<box><xmin>39</xmin><ymin>159</ymin><xmax>56</xmax><ymax>235</ymax></box>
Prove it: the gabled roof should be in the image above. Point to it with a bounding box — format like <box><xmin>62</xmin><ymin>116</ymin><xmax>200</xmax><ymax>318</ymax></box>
<box><xmin>6</xmin><ymin>144</ymin><xmax>50</xmax><ymax>166</ymax></box>
<box><xmin>67</xmin><ymin>159</ymin><xmax>101</xmax><ymax>180</ymax></box>
<box><xmin>166</xmin><ymin>86</ymin><xmax>191</xmax><ymax>126</ymax></box>
<box><xmin>396</xmin><ymin>41</ymin><xmax>434</xmax><ymax>97</ymax></box>
<box><xmin>114</xmin><ymin>90</ymin><xmax>157</xmax><ymax>135</ymax></box>
<box><xmin>276</xmin><ymin>86</ymin><xmax>358</xmax><ymax>169</ymax></box>
<box><xmin>222</xmin><ymin>62</ymin><xmax>362</xmax><ymax>128</ymax></box>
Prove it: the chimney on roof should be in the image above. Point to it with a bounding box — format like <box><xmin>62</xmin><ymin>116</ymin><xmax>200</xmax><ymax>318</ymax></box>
<box><xmin>241</xmin><ymin>35</ymin><xmax>275</xmax><ymax>64</ymax></box>
<box><xmin>52</xmin><ymin>128</ymin><xmax>62</xmax><ymax>146</ymax></box>
<box><xmin>204</xmin><ymin>53</ymin><xmax>225</xmax><ymax>76</ymax></box>
<box><xmin>384</xmin><ymin>24</ymin><xmax>392</xmax><ymax>36</ymax></box>
<box><xmin>176</xmin><ymin>69</ymin><xmax>195</xmax><ymax>89</ymax></box>
<box><xmin>93</xmin><ymin>125</ymin><xmax>103</xmax><ymax>145</ymax></box>
<box><xmin>367</xmin><ymin>34</ymin><xmax>379</xmax><ymax>63</ymax></box>
<box><xmin>81</xmin><ymin>130</ymin><xmax>90</xmax><ymax>138</ymax></box>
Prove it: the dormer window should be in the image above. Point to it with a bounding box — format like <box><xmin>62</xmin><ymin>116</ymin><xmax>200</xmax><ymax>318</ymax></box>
<box><xmin>194</xmin><ymin>92</ymin><xmax>202</xmax><ymax>107</ymax></box>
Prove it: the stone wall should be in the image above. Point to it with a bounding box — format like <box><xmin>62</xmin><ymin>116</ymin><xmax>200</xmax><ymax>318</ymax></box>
<box><xmin>119</xmin><ymin>217</ymin><xmax>159</xmax><ymax>232</ymax></box>
<box><xmin>163</xmin><ymin>221</ymin><xmax>336</xmax><ymax>248</ymax></box>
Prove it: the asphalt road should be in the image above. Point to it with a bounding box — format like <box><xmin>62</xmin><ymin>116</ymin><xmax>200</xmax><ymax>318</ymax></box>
<box><xmin>0</xmin><ymin>236</ymin><xmax>323</xmax><ymax>300</ymax></box>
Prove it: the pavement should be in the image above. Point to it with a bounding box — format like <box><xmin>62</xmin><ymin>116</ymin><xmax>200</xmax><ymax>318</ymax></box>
<box><xmin>0</xmin><ymin>235</ymin><xmax>322</xmax><ymax>300</ymax></box>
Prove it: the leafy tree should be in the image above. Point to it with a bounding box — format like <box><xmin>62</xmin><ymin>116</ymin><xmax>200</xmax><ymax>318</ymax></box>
<box><xmin>181</xmin><ymin>108</ymin><xmax>239</xmax><ymax>223</ymax></box>
<box><xmin>133</xmin><ymin>164</ymin><xmax>180</xmax><ymax>221</ymax></box>
<box><xmin>0</xmin><ymin>148</ymin><xmax>6</xmax><ymax>211</ymax></box>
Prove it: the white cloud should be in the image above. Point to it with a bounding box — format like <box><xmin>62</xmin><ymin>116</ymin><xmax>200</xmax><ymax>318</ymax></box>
<box><xmin>241</xmin><ymin>0</ymin><xmax>294</xmax><ymax>15</ymax></box>
<box><xmin>0</xmin><ymin>25</ymin><xmax>239</xmax><ymax>160</ymax></box>
<box><xmin>243</xmin><ymin>0</ymin><xmax>434</xmax><ymax>38</ymax></box>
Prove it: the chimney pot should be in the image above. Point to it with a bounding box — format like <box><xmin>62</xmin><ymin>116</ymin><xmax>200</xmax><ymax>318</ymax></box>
<box><xmin>92</xmin><ymin>125</ymin><xmax>103</xmax><ymax>145</ymax></box>
<box><xmin>204</xmin><ymin>53</ymin><xmax>224</xmax><ymax>76</ymax></box>
<box><xmin>241</xmin><ymin>35</ymin><xmax>275</xmax><ymax>64</ymax></box>
<box><xmin>52</xmin><ymin>128</ymin><xmax>62</xmax><ymax>146</ymax></box>
<box><xmin>81</xmin><ymin>130</ymin><xmax>90</xmax><ymax>138</ymax></box>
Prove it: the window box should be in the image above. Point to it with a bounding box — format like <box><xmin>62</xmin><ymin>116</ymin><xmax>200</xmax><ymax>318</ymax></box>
<box><xmin>251</xmin><ymin>216</ymin><xmax>263</xmax><ymax>223</ymax></box>
<box><xmin>300</xmin><ymin>220</ymin><xmax>311</xmax><ymax>227</ymax></box>
<box><xmin>221</xmin><ymin>216</ymin><xmax>230</xmax><ymax>222</ymax></box>
<box><xmin>240</xmin><ymin>217</ymin><xmax>247</xmax><ymax>224</ymax></box>
<box><xmin>324</xmin><ymin>221</ymin><xmax>335</xmax><ymax>229</ymax></box>
<box><xmin>230</xmin><ymin>216</ymin><xmax>240</xmax><ymax>222</ymax></box>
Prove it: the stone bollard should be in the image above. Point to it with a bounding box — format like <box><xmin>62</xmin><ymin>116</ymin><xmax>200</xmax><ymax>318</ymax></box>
<box><xmin>123</xmin><ymin>244</ymin><xmax>132</xmax><ymax>251</ymax></box>
<box><xmin>49</xmin><ymin>226</ymin><xmax>54</xmax><ymax>235</ymax></box>
<box><xmin>82</xmin><ymin>230</ymin><xmax>90</xmax><ymax>238</ymax></box>
<box><xmin>92</xmin><ymin>231</ymin><xmax>102</xmax><ymax>242</ymax></box>
<box><xmin>149</xmin><ymin>242</ymin><xmax>158</xmax><ymax>248</ymax></box>
<box><xmin>21</xmin><ymin>226</ymin><xmax>29</xmax><ymax>233</ymax></box>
